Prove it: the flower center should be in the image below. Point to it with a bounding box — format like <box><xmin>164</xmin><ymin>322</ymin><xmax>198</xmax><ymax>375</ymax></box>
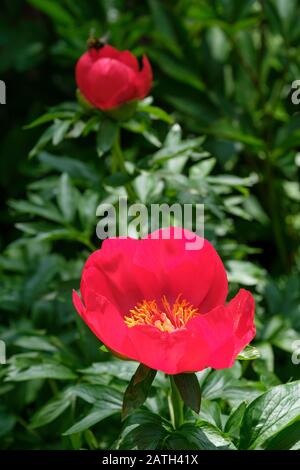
<box><xmin>124</xmin><ymin>295</ymin><xmax>199</xmax><ymax>332</ymax></box>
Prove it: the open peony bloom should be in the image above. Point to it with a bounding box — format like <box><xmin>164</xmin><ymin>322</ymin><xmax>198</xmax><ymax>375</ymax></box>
<box><xmin>75</xmin><ymin>44</ymin><xmax>153</xmax><ymax>111</ymax></box>
<box><xmin>73</xmin><ymin>228</ymin><xmax>255</xmax><ymax>374</ymax></box>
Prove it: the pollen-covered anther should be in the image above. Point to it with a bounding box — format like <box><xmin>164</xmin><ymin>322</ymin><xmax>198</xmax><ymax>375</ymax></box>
<box><xmin>124</xmin><ymin>295</ymin><xmax>199</xmax><ymax>332</ymax></box>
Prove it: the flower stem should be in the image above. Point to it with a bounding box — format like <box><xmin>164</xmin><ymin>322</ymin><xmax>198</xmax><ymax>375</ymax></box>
<box><xmin>169</xmin><ymin>376</ymin><xmax>184</xmax><ymax>429</ymax></box>
<box><xmin>112</xmin><ymin>127</ymin><xmax>136</xmax><ymax>202</ymax></box>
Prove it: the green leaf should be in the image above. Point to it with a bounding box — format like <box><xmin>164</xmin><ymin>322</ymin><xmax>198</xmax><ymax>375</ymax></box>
<box><xmin>203</xmin><ymin>122</ymin><xmax>265</xmax><ymax>149</ymax></box>
<box><xmin>52</xmin><ymin>120</ymin><xmax>72</xmax><ymax>146</ymax></box>
<box><xmin>199</xmin><ymin>399</ymin><xmax>223</xmax><ymax>429</ymax></box>
<box><xmin>67</xmin><ymin>120</ymin><xmax>86</xmax><ymax>138</ymax></box>
<box><xmin>239</xmin><ymin>381</ymin><xmax>300</xmax><ymax>449</ymax></box>
<box><xmin>266</xmin><ymin>421</ymin><xmax>300</xmax><ymax>450</ymax></box>
<box><xmin>190</xmin><ymin>158</ymin><xmax>216</xmax><ymax>178</ymax></box>
<box><xmin>71</xmin><ymin>384</ymin><xmax>123</xmax><ymax>407</ymax></box>
<box><xmin>169</xmin><ymin>422</ymin><xmax>235</xmax><ymax>450</ymax></box>
<box><xmin>0</xmin><ymin>408</ymin><xmax>16</xmax><ymax>437</ymax></box>
<box><xmin>133</xmin><ymin>173</ymin><xmax>164</xmax><ymax>203</ymax></box>
<box><xmin>96</xmin><ymin>118</ymin><xmax>117</xmax><ymax>157</ymax></box>
<box><xmin>116</xmin><ymin>409</ymin><xmax>165</xmax><ymax>450</ymax></box>
<box><xmin>237</xmin><ymin>345</ymin><xmax>260</xmax><ymax>361</ymax></box>
<box><xmin>173</xmin><ymin>373</ymin><xmax>201</xmax><ymax>413</ymax></box>
<box><xmin>243</xmin><ymin>195</ymin><xmax>269</xmax><ymax>225</ymax></box>
<box><xmin>63</xmin><ymin>387</ymin><xmax>123</xmax><ymax>435</ymax></box>
<box><xmin>151</xmin><ymin>136</ymin><xmax>205</xmax><ymax>165</ymax></box>
<box><xmin>9</xmin><ymin>199</ymin><xmax>64</xmax><ymax>224</ymax></box>
<box><xmin>25</xmin><ymin>111</ymin><xmax>75</xmax><ymax>129</ymax></box>
<box><xmin>224</xmin><ymin>401</ymin><xmax>247</xmax><ymax>441</ymax></box>
<box><xmin>138</xmin><ymin>103</ymin><xmax>174</xmax><ymax>123</ymax></box>
<box><xmin>122</xmin><ymin>364</ymin><xmax>157</xmax><ymax>419</ymax></box>
<box><xmin>63</xmin><ymin>407</ymin><xmax>118</xmax><ymax>435</ymax></box>
<box><xmin>150</xmin><ymin>51</ymin><xmax>205</xmax><ymax>91</ymax></box>
<box><xmin>164</xmin><ymin>123</ymin><xmax>182</xmax><ymax>147</ymax></box>
<box><xmin>227</xmin><ymin>260</ymin><xmax>266</xmax><ymax>286</ymax></box>
<box><xmin>38</xmin><ymin>152</ymin><xmax>100</xmax><ymax>185</ymax></box>
<box><xmin>82</xmin><ymin>116</ymin><xmax>100</xmax><ymax>136</ymax></box>
<box><xmin>272</xmin><ymin>327</ymin><xmax>300</xmax><ymax>353</ymax></box>
<box><xmin>29</xmin><ymin>124</ymin><xmax>56</xmax><ymax>158</ymax></box>
<box><xmin>148</xmin><ymin>0</ymin><xmax>179</xmax><ymax>50</ymax></box>
<box><xmin>22</xmin><ymin>256</ymin><xmax>60</xmax><ymax>306</ymax></box>
<box><xmin>117</xmin><ymin>422</ymin><xmax>166</xmax><ymax>450</ymax></box>
<box><xmin>201</xmin><ymin>364</ymin><xmax>262</xmax><ymax>404</ymax></box>
<box><xmin>5</xmin><ymin>363</ymin><xmax>76</xmax><ymax>382</ymax></box>
<box><xmin>14</xmin><ymin>336</ymin><xmax>58</xmax><ymax>352</ymax></box>
<box><xmin>27</xmin><ymin>0</ymin><xmax>74</xmax><ymax>25</ymax></box>
<box><xmin>207</xmin><ymin>173</ymin><xmax>258</xmax><ymax>187</ymax></box>
<box><xmin>30</xmin><ymin>395</ymin><xmax>71</xmax><ymax>429</ymax></box>
<box><xmin>142</xmin><ymin>129</ymin><xmax>162</xmax><ymax>147</ymax></box>
<box><xmin>78</xmin><ymin>190</ymin><xmax>99</xmax><ymax>231</ymax></box>
<box><xmin>80</xmin><ymin>361</ymin><xmax>139</xmax><ymax>382</ymax></box>
<box><xmin>57</xmin><ymin>173</ymin><xmax>77</xmax><ymax>223</ymax></box>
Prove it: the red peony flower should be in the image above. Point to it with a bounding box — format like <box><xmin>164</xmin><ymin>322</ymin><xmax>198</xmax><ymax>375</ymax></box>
<box><xmin>75</xmin><ymin>44</ymin><xmax>153</xmax><ymax>111</ymax></box>
<box><xmin>73</xmin><ymin>227</ymin><xmax>255</xmax><ymax>374</ymax></box>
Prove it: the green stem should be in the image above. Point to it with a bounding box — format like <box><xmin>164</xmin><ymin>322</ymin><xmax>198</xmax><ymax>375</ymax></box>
<box><xmin>169</xmin><ymin>376</ymin><xmax>184</xmax><ymax>429</ymax></box>
<box><xmin>112</xmin><ymin>128</ymin><xmax>136</xmax><ymax>202</ymax></box>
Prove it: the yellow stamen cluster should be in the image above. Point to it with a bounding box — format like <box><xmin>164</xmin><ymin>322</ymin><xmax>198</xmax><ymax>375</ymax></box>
<box><xmin>124</xmin><ymin>295</ymin><xmax>199</xmax><ymax>332</ymax></box>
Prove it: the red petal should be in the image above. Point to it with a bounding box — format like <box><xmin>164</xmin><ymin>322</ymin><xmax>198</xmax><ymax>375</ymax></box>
<box><xmin>141</xmin><ymin>228</ymin><xmax>228</xmax><ymax>311</ymax></box>
<box><xmin>80</xmin><ymin>237</ymin><xmax>163</xmax><ymax>314</ymax></box>
<box><xmin>187</xmin><ymin>288</ymin><xmax>256</xmax><ymax>369</ymax></box>
<box><xmin>76</xmin><ymin>48</ymin><xmax>151</xmax><ymax>109</ymax></box>
<box><xmin>72</xmin><ymin>288</ymin><xmax>255</xmax><ymax>374</ymax></box>
<box><xmin>73</xmin><ymin>289</ymin><xmax>135</xmax><ymax>356</ymax></box>
<box><xmin>117</xmin><ymin>50</ymin><xmax>139</xmax><ymax>71</ymax></box>
<box><xmin>79</xmin><ymin>228</ymin><xmax>227</xmax><ymax>315</ymax></box>
<box><xmin>98</xmin><ymin>45</ymin><xmax>120</xmax><ymax>59</ymax></box>
<box><xmin>126</xmin><ymin>325</ymin><xmax>210</xmax><ymax>374</ymax></box>
<box><xmin>73</xmin><ymin>288</ymin><xmax>207</xmax><ymax>374</ymax></box>
<box><xmin>136</xmin><ymin>55</ymin><xmax>153</xmax><ymax>98</ymax></box>
<box><xmin>72</xmin><ymin>289</ymin><xmax>85</xmax><ymax>317</ymax></box>
<box><xmin>86</xmin><ymin>58</ymin><xmax>138</xmax><ymax>109</ymax></box>
<box><xmin>75</xmin><ymin>51</ymin><xmax>96</xmax><ymax>105</ymax></box>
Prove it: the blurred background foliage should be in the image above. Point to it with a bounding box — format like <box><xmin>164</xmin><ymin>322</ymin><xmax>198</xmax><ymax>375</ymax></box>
<box><xmin>0</xmin><ymin>0</ymin><xmax>300</xmax><ymax>450</ymax></box>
